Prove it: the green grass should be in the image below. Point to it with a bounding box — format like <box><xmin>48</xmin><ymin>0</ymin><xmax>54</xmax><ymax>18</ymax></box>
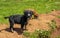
<box><xmin>48</xmin><ymin>20</ymin><xmax>57</xmax><ymax>31</ymax></box>
<box><xmin>0</xmin><ymin>0</ymin><xmax>60</xmax><ymax>23</ymax></box>
<box><xmin>23</xmin><ymin>29</ymin><xmax>51</xmax><ymax>38</ymax></box>
<box><xmin>23</xmin><ymin>31</ymin><xmax>30</xmax><ymax>37</ymax></box>
<box><xmin>56</xmin><ymin>35</ymin><xmax>60</xmax><ymax>38</ymax></box>
<box><xmin>56</xmin><ymin>16</ymin><xmax>60</xmax><ymax>18</ymax></box>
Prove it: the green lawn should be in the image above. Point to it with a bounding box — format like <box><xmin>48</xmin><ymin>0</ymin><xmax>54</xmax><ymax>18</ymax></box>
<box><xmin>0</xmin><ymin>0</ymin><xmax>60</xmax><ymax>23</ymax></box>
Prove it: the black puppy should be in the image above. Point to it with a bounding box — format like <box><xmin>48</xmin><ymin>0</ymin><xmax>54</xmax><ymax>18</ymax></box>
<box><xmin>4</xmin><ymin>11</ymin><xmax>33</xmax><ymax>32</ymax></box>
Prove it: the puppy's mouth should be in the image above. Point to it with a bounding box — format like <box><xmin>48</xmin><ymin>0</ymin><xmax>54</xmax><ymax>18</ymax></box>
<box><xmin>28</xmin><ymin>17</ymin><xmax>31</xmax><ymax>20</ymax></box>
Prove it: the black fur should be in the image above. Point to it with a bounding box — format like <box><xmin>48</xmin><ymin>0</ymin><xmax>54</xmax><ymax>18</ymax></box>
<box><xmin>4</xmin><ymin>10</ymin><xmax>33</xmax><ymax>32</ymax></box>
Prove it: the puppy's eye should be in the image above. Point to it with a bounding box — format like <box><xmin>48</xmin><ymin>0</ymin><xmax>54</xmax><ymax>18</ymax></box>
<box><xmin>28</xmin><ymin>14</ymin><xmax>30</xmax><ymax>16</ymax></box>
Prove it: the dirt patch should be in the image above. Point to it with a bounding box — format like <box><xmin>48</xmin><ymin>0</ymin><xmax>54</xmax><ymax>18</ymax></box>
<box><xmin>0</xmin><ymin>10</ymin><xmax>60</xmax><ymax>38</ymax></box>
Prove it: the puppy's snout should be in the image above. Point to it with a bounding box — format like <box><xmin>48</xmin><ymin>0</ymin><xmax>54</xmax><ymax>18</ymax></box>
<box><xmin>28</xmin><ymin>14</ymin><xmax>31</xmax><ymax>16</ymax></box>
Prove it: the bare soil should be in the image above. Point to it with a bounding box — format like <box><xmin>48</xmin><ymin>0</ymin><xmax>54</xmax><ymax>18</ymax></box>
<box><xmin>0</xmin><ymin>10</ymin><xmax>60</xmax><ymax>38</ymax></box>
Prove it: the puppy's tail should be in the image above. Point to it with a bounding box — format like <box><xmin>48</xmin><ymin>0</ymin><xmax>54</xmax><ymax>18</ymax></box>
<box><xmin>4</xmin><ymin>17</ymin><xmax>9</xmax><ymax>19</ymax></box>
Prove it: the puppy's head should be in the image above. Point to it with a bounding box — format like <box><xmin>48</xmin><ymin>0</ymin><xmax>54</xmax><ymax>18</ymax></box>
<box><xmin>24</xmin><ymin>10</ymin><xmax>33</xmax><ymax>19</ymax></box>
<box><xmin>24</xmin><ymin>9</ymin><xmax>39</xmax><ymax>19</ymax></box>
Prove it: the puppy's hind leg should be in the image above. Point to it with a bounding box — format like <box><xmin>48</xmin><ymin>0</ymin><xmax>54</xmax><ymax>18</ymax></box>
<box><xmin>10</xmin><ymin>23</ymin><xmax>14</xmax><ymax>33</ymax></box>
<box><xmin>9</xmin><ymin>19</ymin><xmax>14</xmax><ymax>33</ymax></box>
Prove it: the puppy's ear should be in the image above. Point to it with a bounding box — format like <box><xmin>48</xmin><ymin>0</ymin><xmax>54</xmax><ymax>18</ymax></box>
<box><xmin>24</xmin><ymin>10</ymin><xmax>27</xmax><ymax>15</ymax></box>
